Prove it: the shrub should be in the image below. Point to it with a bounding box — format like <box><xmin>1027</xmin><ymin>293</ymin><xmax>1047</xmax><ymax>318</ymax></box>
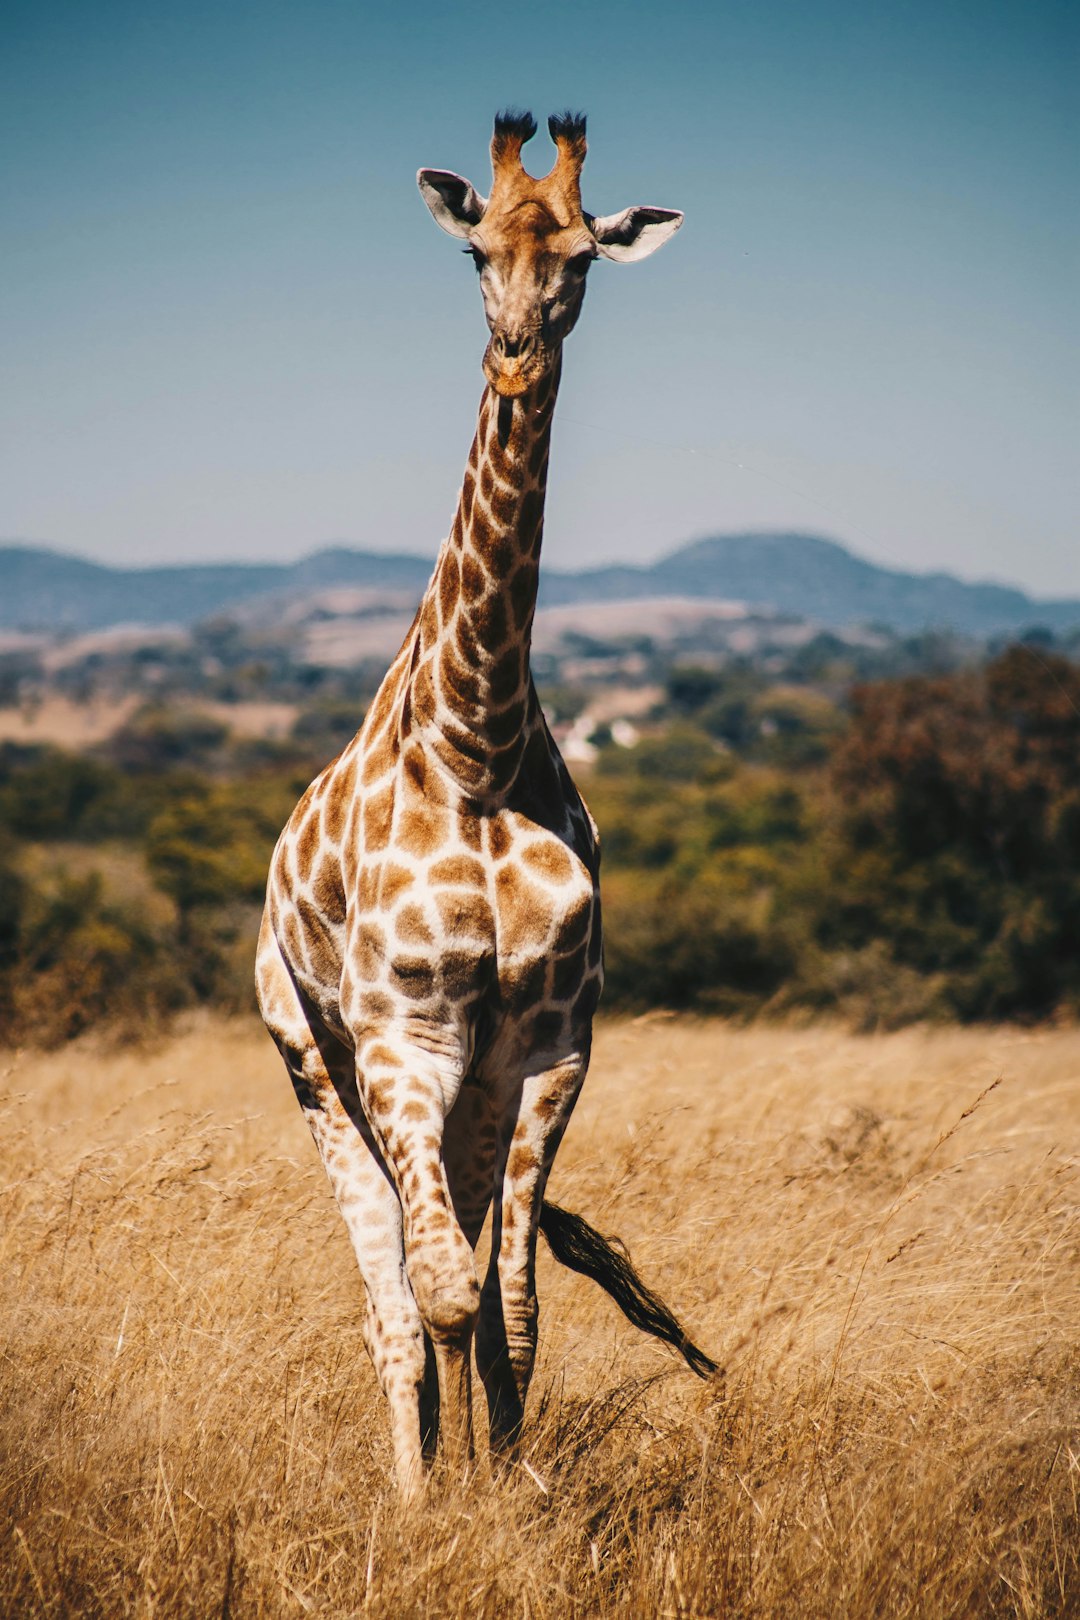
<box><xmin>823</xmin><ymin>648</ymin><xmax>1080</xmax><ymax>1020</ymax></box>
<box><xmin>0</xmin><ymin>748</ymin><xmax>120</xmax><ymax>839</ymax></box>
<box><xmin>597</xmin><ymin>724</ymin><xmax>734</xmax><ymax>785</ymax></box>
<box><xmin>107</xmin><ymin>705</ymin><xmax>230</xmax><ymax>773</ymax></box>
<box><xmin>8</xmin><ymin>868</ymin><xmax>189</xmax><ymax>1045</ymax></box>
<box><xmin>145</xmin><ymin>792</ymin><xmax>274</xmax><ymax>917</ymax></box>
<box><xmin>601</xmin><ymin>870</ymin><xmax>795</xmax><ymax>1015</ymax></box>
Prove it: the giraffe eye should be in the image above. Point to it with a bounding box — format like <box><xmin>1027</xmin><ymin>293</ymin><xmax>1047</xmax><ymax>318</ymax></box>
<box><xmin>566</xmin><ymin>252</ymin><xmax>594</xmax><ymax>277</ymax></box>
<box><xmin>465</xmin><ymin>246</ymin><xmax>487</xmax><ymax>273</ymax></box>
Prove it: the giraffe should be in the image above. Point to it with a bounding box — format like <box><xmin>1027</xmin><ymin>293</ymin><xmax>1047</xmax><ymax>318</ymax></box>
<box><xmin>256</xmin><ymin>110</ymin><xmax>716</xmax><ymax>1500</ymax></box>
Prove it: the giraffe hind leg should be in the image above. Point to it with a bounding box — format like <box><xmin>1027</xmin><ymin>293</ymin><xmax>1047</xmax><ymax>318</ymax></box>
<box><xmin>476</xmin><ymin>1052</ymin><xmax>588</xmax><ymax>1455</ymax></box>
<box><xmin>419</xmin><ymin>1330</ymin><xmax>440</xmax><ymax>1463</ymax></box>
<box><xmin>442</xmin><ymin>1080</ymin><xmax>499</xmax><ymax>1248</ymax></box>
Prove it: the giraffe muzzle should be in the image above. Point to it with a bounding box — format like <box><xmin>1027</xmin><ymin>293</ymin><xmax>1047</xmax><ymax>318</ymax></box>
<box><xmin>484</xmin><ymin>328</ymin><xmax>549</xmax><ymax>397</ymax></box>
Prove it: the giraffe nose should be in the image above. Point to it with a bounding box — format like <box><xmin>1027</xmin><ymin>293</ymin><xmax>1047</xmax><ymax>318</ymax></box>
<box><xmin>492</xmin><ymin>329</ymin><xmax>536</xmax><ymax>362</ymax></box>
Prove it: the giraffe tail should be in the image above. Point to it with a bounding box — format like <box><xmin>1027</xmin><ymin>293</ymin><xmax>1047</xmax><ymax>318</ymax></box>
<box><xmin>538</xmin><ymin>1200</ymin><xmax>720</xmax><ymax>1380</ymax></box>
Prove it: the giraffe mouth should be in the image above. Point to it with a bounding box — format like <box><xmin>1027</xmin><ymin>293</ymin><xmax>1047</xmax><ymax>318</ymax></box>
<box><xmin>483</xmin><ymin>341</ymin><xmax>551</xmax><ymax>398</ymax></box>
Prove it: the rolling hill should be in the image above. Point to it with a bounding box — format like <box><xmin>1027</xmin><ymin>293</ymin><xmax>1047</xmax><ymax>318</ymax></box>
<box><xmin>1</xmin><ymin>533</ymin><xmax>1077</xmax><ymax>638</ymax></box>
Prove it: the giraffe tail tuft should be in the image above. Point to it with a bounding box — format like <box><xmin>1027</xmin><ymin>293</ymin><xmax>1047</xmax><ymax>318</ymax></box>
<box><xmin>538</xmin><ymin>1200</ymin><xmax>720</xmax><ymax>1380</ymax></box>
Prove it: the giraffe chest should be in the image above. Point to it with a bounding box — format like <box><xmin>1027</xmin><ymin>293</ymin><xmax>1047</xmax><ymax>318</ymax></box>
<box><xmin>270</xmin><ymin>738</ymin><xmax>602</xmax><ymax>1055</ymax></box>
<box><xmin>341</xmin><ymin>807</ymin><xmax>597</xmax><ymax>1005</ymax></box>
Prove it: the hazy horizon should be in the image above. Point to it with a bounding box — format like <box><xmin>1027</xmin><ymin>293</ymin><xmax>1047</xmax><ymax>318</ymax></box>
<box><xmin>7</xmin><ymin>525</ymin><xmax>1080</xmax><ymax>605</ymax></box>
<box><xmin>3</xmin><ymin>1</ymin><xmax>1076</xmax><ymax>593</ymax></box>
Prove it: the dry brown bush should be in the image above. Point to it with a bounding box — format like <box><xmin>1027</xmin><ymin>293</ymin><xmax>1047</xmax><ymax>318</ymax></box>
<box><xmin>2</xmin><ymin>1017</ymin><xmax>1077</xmax><ymax>1617</ymax></box>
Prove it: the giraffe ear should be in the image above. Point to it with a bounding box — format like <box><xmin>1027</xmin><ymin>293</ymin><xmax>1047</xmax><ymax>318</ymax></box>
<box><xmin>417</xmin><ymin>169</ymin><xmax>487</xmax><ymax>239</ymax></box>
<box><xmin>587</xmin><ymin>206</ymin><xmax>684</xmax><ymax>263</ymax></box>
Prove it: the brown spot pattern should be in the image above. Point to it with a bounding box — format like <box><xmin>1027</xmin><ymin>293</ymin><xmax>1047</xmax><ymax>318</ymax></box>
<box><xmin>553</xmin><ymin>943</ymin><xmax>588</xmax><ymax>1000</ymax></box>
<box><xmin>474</xmin><ymin>590</ymin><xmax>508</xmax><ymax>646</ymax></box>
<box><xmin>531</xmin><ymin>1009</ymin><xmax>565</xmax><ymax>1049</ymax></box>
<box><xmin>358</xmin><ymin>990</ymin><xmax>394</xmax><ymax>1022</ymax></box>
<box><xmin>488</xmin><ymin>481</ymin><xmax>518</xmax><ymax>527</ymax></box>
<box><xmin>457</xmin><ymin>809</ymin><xmax>484</xmax><ymax>851</ymax></box>
<box><xmin>396</xmin><ymin>903</ymin><xmax>434</xmax><ymax>946</ymax></box>
<box><xmin>489</xmin><ymin>535</ymin><xmax>517</xmax><ymax>577</ymax></box>
<box><xmin>283</xmin><ymin>912</ymin><xmax>303</xmax><ymax>961</ymax></box>
<box><xmin>556</xmin><ymin>892</ymin><xmax>593</xmax><ymax>953</ymax></box>
<box><xmin>508</xmin><ymin>563</ymin><xmax>537</xmax><ymax>625</ymax></box>
<box><xmin>355</xmin><ymin>921</ymin><xmax>386</xmax><ymax>981</ymax></box>
<box><xmin>378</xmin><ymin>862</ymin><xmax>414</xmax><ymax>905</ymax></box>
<box><xmin>487</xmin><ymin>818</ymin><xmax>512</xmax><ymax>860</ymax></box>
<box><xmin>397</xmin><ymin>804</ymin><xmax>446</xmax><ymax>858</ymax></box>
<box><xmin>401</xmin><ymin>743</ymin><xmax>427</xmax><ymax>794</ymax></box>
<box><xmin>501</xmin><ymin>953</ymin><xmax>548</xmax><ymax>1005</ymax></box>
<box><xmin>363</xmin><ymin>783</ymin><xmax>394</xmax><ymax>851</ymax></box>
<box><xmin>442</xmin><ymin>646</ymin><xmax>482</xmax><ymax>708</ymax></box>
<box><xmin>296</xmin><ymin>812</ymin><xmax>321</xmax><ymax>881</ymax></box>
<box><xmin>495</xmin><ymin>865</ymin><xmax>553</xmax><ymax>944</ymax></box>
<box><xmin>439</xmin><ymin>554</ymin><xmax>459</xmax><ymax>619</ymax></box>
<box><xmin>429</xmin><ymin>854</ymin><xmax>487</xmax><ymax>888</ymax></box>
<box><xmin>441</xmin><ymin>947</ymin><xmax>487</xmax><ymax>999</ymax></box>
<box><xmin>312</xmin><ymin>860</ymin><xmax>346</xmax><ymax>925</ymax></box>
<box><xmin>507</xmin><ymin>1140</ymin><xmax>538</xmax><ymax>1183</ymax></box>
<box><xmin>461</xmin><ymin>553</ymin><xmax>487</xmax><ymax>600</ymax></box>
<box><xmin>326</xmin><ymin>761</ymin><xmax>356</xmax><ymax>842</ymax></box>
<box><xmin>490</xmin><ymin>648</ymin><xmax>522</xmax><ymax>704</ymax></box>
<box><xmin>435</xmin><ymin>891</ymin><xmax>494</xmax><ymax>939</ymax></box>
<box><xmin>522</xmin><ymin>840</ymin><xmax>573</xmax><ymax>884</ymax></box>
<box><xmin>419</xmin><ymin>600</ymin><xmax>439</xmax><ymax>652</ymax></box>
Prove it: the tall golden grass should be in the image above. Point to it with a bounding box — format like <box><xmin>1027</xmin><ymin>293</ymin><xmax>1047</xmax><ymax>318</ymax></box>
<box><xmin>3</xmin><ymin>1016</ymin><xmax>1077</xmax><ymax>1617</ymax></box>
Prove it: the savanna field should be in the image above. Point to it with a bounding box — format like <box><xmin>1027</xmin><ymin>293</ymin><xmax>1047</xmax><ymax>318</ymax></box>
<box><xmin>3</xmin><ymin>1015</ymin><xmax>1077</xmax><ymax>1618</ymax></box>
<box><xmin>4</xmin><ymin>13</ymin><xmax>1076</xmax><ymax>1615</ymax></box>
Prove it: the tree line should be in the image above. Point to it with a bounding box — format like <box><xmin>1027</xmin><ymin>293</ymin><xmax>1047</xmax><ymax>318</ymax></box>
<box><xmin>1</xmin><ymin>646</ymin><xmax>1077</xmax><ymax>1046</ymax></box>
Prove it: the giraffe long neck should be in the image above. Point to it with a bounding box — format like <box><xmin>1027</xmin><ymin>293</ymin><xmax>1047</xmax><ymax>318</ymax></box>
<box><xmin>405</xmin><ymin>363</ymin><xmax>559</xmax><ymax>797</ymax></box>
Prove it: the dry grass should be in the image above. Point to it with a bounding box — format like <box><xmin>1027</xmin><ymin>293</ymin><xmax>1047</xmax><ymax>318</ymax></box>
<box><xmin>2</xmin><ymin>1016</ymin><xmax>1077</xmax><ymax>1617</ymax></box>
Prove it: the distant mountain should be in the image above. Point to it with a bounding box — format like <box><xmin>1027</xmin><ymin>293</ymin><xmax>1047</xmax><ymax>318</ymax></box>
<box><xmin>538</xmin><ymin>533</ymin><xmax>1080</xmax><ymax>637</ymax></box>
<box><xmin>1</xmin><ymin>533</ymin><xmax>1077</xmax><ymax>639</ymax></box>
<box><xmin>0</xmin><ymin>545</ymin><xmax>433</xmax><ymax>633</ymax></box>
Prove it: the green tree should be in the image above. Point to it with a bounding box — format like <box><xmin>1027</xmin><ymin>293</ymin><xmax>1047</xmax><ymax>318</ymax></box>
<box><xmin>823</xmin><ymin>647</ymin><xmax>1080</xmax><ymax>1020</ymax></box>
<box><xmin>146</xmin><ymin>793</ymin><xmax>271</xmax><ymax>918</ymax></box>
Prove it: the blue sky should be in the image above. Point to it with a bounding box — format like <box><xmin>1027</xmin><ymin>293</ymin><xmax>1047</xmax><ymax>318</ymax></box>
<box><xmin>2</xmin><ymin>0</ymin><xmax>1076</xmax><ymax>593</ymax></box>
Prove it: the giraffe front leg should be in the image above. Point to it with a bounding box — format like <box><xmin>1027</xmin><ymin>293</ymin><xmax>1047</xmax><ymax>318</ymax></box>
<box><xmin>304</xmin><ymin>1095</ymin><xmax>433</xmax><ymax>1500</ymax></box>
<box><xmin>476</xmin><ymin>1050</ymin><xmax>588</xmax><ymax>1455</ymax></box>
<box><xmin>355</xmin><ymin>1030</ymin><xmax>480</xmax><ymax>1480</ymax></box>
<box><xmin>257</xmin><ymin>920</ymin><xmax>433</xmax><ymax>1498</ymax></box>
<box><xmin>284</xmin><ymin>1049</ymin><xmax>437</xmax><ymax>1499</ymax></box>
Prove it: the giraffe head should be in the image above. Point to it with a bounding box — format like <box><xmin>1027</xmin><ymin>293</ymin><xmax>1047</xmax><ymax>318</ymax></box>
<box><xmin>418</xmin><ymin>112</ymin><xmax>683</xmax><ymax>398</ymax></box>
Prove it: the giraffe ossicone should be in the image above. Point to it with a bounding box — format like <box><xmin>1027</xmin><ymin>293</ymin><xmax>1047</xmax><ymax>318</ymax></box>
<box><xmin>256</xmin><ymin>110</ymin><xmax>715</xmax><ymax>1500</ymax></box>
